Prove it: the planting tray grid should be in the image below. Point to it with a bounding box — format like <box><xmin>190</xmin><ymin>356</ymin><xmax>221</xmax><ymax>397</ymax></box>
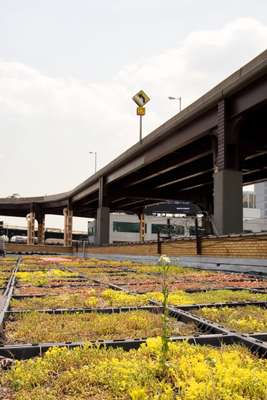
<box><xmin>0</xmin><ymin>334</ymin><xmax>239</xmax><ymax>360</ymax></box>
<box><xmin>1</xmin><ymin>257</ymin><xmax>267</xmax><ymax>359</ymax></box>
<box><xmin>0</xmin><ymin>258</ymin><xmax>21</xmax><ymax>327</ymax></box>
<box><xmin>184</xmin><ymin>287</ymin><xmax>267</xmax><ymax>293</ymax></box>
<box><xmin>95</xmin><ymin>272</ymin><xmax>267</xmax><ymax>358</ymax></box>
<box><xmin>1</xmin><ymin>305</ymin><xmax>218</xmax><ymax>350</ymax></box>
<box><xmin>161</xmin><ymin>300</ymin><xmax>267</xmax><ymax>311</ymax></box>
<box><xmin>7</xmin><ymin>301</ymin><xmax>267</xmax><ymax>315</ymax></box>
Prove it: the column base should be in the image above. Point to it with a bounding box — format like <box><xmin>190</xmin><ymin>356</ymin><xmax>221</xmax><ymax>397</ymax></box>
<box><xmin>26</xmin><ymin>212</ymin><xmax>35</xmax><ymax>245</ymax></box>
<box><xmin>37</xmin><ymin>215</ymin><xmax>45</xmax><ymax>245</ymax></box>
<box><xmin>214</xmin><ymin>169</ymin><xmax>243</xmax><ymax>235</ymax></box>
<box><xmin>63</xmin><ymin>208</ymin><xmax>73</xmax><ymax>247</ymax></box>
<box><xmin>96</xmin><ymin>207</ymin><xmax>110</xmax><ymax>245</ymax></box>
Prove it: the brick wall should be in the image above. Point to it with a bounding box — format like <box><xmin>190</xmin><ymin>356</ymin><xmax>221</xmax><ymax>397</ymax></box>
<box><xmin>87</xmin><ymin>242</ymin><xmax>158</xmax><ymax>256</ymax></box>
<box><xmin>6</xmin><ymin>243</ymin><xmax>73</xmax><ymax>254</ymax></box>
<box><xmin>5</xmin><ymin>234</ymin><xmax>267</xmax><ymax>258</ymax></box>
<box><xmin>86</xmin><ymin>234</ymin><xmax>267</xmax><ymax>259</ymax></box>
<box><xmin>86</xmin><ymin>239</ymin><xmax>196</xmax><ymax>257</ymax></box>
<box><xmin>162</xmin><ymin>239</ymin><xmax>196</xmax><ymax>256</ymax></box>
<box><xmin>201</xmin><ymin>236</ymin><xmax>267</xmax><ymax>258</ymax></box>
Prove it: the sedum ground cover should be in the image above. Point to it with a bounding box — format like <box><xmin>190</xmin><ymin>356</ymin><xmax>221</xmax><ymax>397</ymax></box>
<box><xmin>196</xmin><ymin>305</ymin><xmax>267</xmax><ymax>333</ymax></box>
<box><xmin>1</xmin><ymin>338</ymin><xmax>267</xmax><ymax>400</ymax></box>
<box><xmin>0</xmin><ymin>271</ymin><xmax>11</xmax><ymax>282</ymax></box>
<box><xmin>13</xmin><ymin>285</ymin><xmax>104</xmax><ymax>296</ymax></box>
<box><xmin>150</xmin><ymin>289</ymin><xmax>267</xmax><ymax>305</ymax></box>
<box><xmin>16</xmin><ymin>270</ymin><xmax>82</xmax><ymax>287</ymax></box>
<box><xmin>10</xmin><ymin>289</ymin><xmax>152</xmax><ymax>310</ymax></box>
<box><xmin>4</xmin><ymin>310</ymin><xmax>196</xmax><ymax>344</ymax></box>
<box><xmin>17</xmin><ymin>257</ymin><xmax>267</xmax><ymax>289</ymax></box>
<box><xmin>0</xmin><ymin>265</ymin><xmax>14</xmax><ymax>272</ymax></box>
<box><xmin>2</xmin><ymin>256</ymin><xmax>267</xmax><ymax>399</ymax></box>
<box><xmin>0</xmin><ymin>279</ymin><xmax>7</xmax><ymax>288</ymax></box>
<box><xmin>10</xmin><ymin>289</ymin><xmax>267</xmax><ymax>310</ymax></box>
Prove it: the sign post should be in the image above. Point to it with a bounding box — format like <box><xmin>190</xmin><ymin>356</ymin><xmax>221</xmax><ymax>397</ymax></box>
<box><xmin>132</xmin><ymin>90</ymin><xmax>150</xmax><ymax>142</ymax></box>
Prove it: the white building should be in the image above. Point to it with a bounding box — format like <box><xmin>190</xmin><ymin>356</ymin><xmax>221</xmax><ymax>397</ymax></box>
<box><xmin>88</xmin><ymin>192</ymin><xmax>263</xmax><ymax>243</ymax></box>
<box><xmin>253</xmin><ymin>182</ymin><xmax>267</xmax><ymax>231</ymax></box>
<box><xmin>88</xmin><ymin>213</ymin><xmax>197</xmax><ymax>244</ymax></box>
<box><xmin>241</xmin><ymin>183</ymin><xmax>267</xmax><ymax>232</ymax></box>
<box><xmin>242</xmin><ymin>184</ymin><xmax>267</xmax><ymax>232</ymax></box>
<box><xmin>255</xmin><ymin>182</ymin><xmax>267</xmax><ymax>218</ymax></box>
<box><xmin>243</xmin><ymin>207</ymin><xmax>262</xmax><ymax>232</ymax></box>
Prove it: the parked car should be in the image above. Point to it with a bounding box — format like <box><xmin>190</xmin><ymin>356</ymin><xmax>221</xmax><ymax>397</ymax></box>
<box><xmin>10</xmin><ymin>236</ymin><xmax>27</xmax><ymax>244</ymax></box>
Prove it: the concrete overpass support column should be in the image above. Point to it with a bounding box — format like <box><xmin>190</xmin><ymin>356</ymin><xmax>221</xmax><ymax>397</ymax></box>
<box><xmin>96</xmin><ymin>176</ymin><xmax>110</xmax><ymax>245</ymax></box>
<box><xmin>63</xmin><ymin>207</ymin><xmax>73</xmax><ymax>247</ymax></box>
<box><xmin>214</xmin><ymin>170</ymin><xmax>243</xmax><ymax>235</ymax></box>
<box><xmin>37</xmin><ymin>214</ymin><xmax>45</xmax><ymax>244</ymax></box>
<box><xmin>26</xmin><ymin>212</ymin><xmax>35</xmax><ymax>245</ymax></box>
<box><xmin>213</xmin><ymin>100</ymin><xmax>242</xmax><ymax>235</ymax></box>
<box><xmin>96</xmin><ymin>207</ymin><xmax>110</xmax><ymax>245</ymax></box>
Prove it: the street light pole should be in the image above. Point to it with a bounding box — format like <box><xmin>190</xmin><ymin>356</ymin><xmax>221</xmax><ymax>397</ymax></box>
<box><xmin>132</xmin><ymin>90</ymin><xmax>150</xmax><ymax>143</ymax></box>
<box><xmin>94</xmin><ymin>152</ymin><xmax>97</xmax><ymax>174</ymax></box>
<box><xmin>89</xmin><ymin>152</ymin><xmax>97</xmax><ymax>174</ymax></box>
<box><xmin>139</xmin><ymin>114</ymin><xmax>143</xmax><ymax>142</ymax></box>
<box><xmin>168</xmin><ymin>96</ymin><xmax>182</xmax><ymax>112</ymax></box>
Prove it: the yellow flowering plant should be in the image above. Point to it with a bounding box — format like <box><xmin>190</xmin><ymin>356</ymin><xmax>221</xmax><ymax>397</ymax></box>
<box><xmin>197</xmin><ymin>305</ymin><xmax>267</xmax><ymax>333</ymax></box>
<box><xmin>1</xmin><ymin>338</ymin><xmax>267</xmax><ymax>399</ymax></box>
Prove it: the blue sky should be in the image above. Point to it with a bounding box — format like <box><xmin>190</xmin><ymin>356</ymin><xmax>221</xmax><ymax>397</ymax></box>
<box><xmin>0</xmin><ymin>1</ymin><xmax>266</xmax><ymax>229</ymax></box>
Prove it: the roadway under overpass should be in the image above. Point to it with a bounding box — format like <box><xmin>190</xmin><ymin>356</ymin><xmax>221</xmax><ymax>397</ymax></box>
<box><xmin>0</xmin><ymin>225</ymin><xmax>88</xmax><ymax>242</ymax></box>
<box><xmin>1</xmin><ymin>50</ymin><xmax>267</xmax><ymax>245</ymax></box>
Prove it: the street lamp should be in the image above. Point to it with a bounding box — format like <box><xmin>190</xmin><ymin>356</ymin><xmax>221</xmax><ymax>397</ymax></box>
<box><xmin>168</xmin><ymin>96</ymin><xmax>182</xmax><ymax>112</ymax></box>
<box><xmin>89</xmin><ymin>152</ymin><xmax>97</xmax><ymax>174</ymax></box>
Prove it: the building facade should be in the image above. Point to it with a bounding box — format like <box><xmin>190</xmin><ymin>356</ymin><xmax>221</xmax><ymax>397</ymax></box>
<box><xmin>88</xmin><ymin>189</ymin><xmax>263</xmax><ymax>243</ymax></box>
<box><xmin>255</xmin><ymin>182</ymin><xmax>267</xmax><ymax>218</ymax></box>
<box><xmin>88</xmin><ymin>213</ymin><xmax>197</xmax><ymax>244</ymax></box>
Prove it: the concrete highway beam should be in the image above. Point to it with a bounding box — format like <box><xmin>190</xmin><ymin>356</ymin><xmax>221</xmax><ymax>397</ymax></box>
<box><xmin>71</xmin><ymin>181</ymin><xmax>99</xmax><ymax>203</ymax></box>
<box><xmin>243</xmin><ymin>168</ymin><xmax>267</xmax><ymax>185</ymax></box>
<box><xmin>230</xmin><ymin>74</ymin><xmax>267</xmax><ymax>117</ymax></box>
<box><xmin>125</xmin><ymin>148</ymin><xmax>213</xmax><ymax>188</ymax></box>
<box><xmin>106</xmin><ymin>156</ymin><xmax>145</xmax><ymax>184</ymax></box>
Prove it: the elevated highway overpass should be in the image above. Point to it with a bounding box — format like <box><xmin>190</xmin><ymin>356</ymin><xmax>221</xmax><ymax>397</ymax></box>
<box><xmin>1</xmin><ymin>50</ymin><xmax>267</xmax><ymax>245</ymax></box>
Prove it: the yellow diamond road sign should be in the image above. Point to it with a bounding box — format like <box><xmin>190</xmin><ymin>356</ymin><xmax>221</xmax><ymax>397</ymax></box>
<box><xmin>132</xmin><ymin>90</ymin><xmax>150</xmax><ymax>107</ymax></box>
<box><xmin>137</xmin><ymin>106</ymin><xmax>145</xmax><ymax>116</ymax></box>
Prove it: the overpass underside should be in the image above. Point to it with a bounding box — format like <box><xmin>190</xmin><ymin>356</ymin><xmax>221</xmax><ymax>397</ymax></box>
<box><xmin>75</xmin><ymin>95</ymin><xmax>267</xmax><ymax>240</ymax></box>
<box><xmin>1</xmin><ymin>51</ymin><xmax>267</xmax><ymax>245</ymax></box>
